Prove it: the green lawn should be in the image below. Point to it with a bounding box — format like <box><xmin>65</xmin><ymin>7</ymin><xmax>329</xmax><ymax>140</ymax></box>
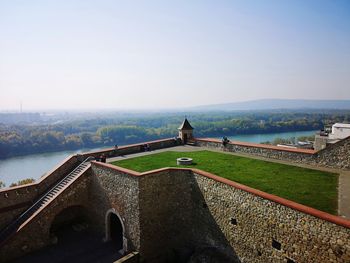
<box><xmin>112</xmin><ymin>150</ymin><xmax>338</xmax><ymax>214</ymax></box>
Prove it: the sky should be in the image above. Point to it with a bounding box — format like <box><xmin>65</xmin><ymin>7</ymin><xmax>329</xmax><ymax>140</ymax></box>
<box><xmin>0</xmin><ymin>0</ymin><xmax>349</xmax><ymax>111</ymax></box>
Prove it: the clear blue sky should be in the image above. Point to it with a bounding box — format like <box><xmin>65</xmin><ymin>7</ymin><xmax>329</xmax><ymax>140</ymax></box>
<box><xmin>0</xmin><ymin>0</ymin><xmax>349</xmax><ymax>110</ymax></box>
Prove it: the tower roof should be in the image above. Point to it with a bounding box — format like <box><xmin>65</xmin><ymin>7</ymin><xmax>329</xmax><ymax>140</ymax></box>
<box><xmin>178</xmin><ymin>118</ymin><xmax>194</xmax><ymax>130</ymax></box>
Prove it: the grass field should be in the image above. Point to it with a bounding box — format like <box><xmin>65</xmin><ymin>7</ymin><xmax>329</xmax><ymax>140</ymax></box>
<box><xmin>112</xmin><ymin>150</ymin><xmax>338</xmax><ymax>214</ymax></box>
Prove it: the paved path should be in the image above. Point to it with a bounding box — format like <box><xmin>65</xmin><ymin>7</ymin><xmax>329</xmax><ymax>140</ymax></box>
<box><xmin>107</xmin><ymin>145</ymin><xmax>350</xmax><ymax>219</ymax></box>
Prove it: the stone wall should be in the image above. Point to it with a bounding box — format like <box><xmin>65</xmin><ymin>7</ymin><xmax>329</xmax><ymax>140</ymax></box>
<box><xmin>0</xmin><ymin>168</ymin><xmax>92</xmax><ymax>262</ymax></box>
<box><xmin>0</xmin><ymin>155</ymin><xmax>80</xmax><ymax>230</ymax></box>
<box><xmin>312</xmin><ymin>136</ymin><xmax>350</xmax><ymax>169</ymax></box>
<box><xmin>92</xmin><ymin>163</ymin><xmax>350</xmax><ymax>262</ymax></box>
<box><xmin>82</xmin><ymin>138</ymin><xmax>179</xmax><ymax>159</ymax></box>
<box><xmin>90</xmin><ymin>163</ymin><xmax>141</xmax><ymax>252</ymax></box>
<box><xmin>193</xmin><ymin>170</ymin><xmax>350</xmax><ymax>263</ymax></box>
<box><xmin>91</xmin><ymin>164</ymin><xmax>350</xmax><ymax>262</ymax></box>
<box><xmin>195</xmin><ymin>137</ymin><xmax>350</xmax><ymax>169</ymax></box>
<box><xmin>0</xmin><ymin>138</ymin><xmax>177</xmax><ymax>233</ymax></box>
<box><xmin>138</xmin><ymin>169</ymin><xmax>239</xmax><ymax>262</ymax></box>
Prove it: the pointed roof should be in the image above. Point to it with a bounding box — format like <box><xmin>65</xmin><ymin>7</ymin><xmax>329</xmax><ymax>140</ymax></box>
<box><xmin>178</xmin><ymin>118</ymin><xmax>194</xmax><ymax>130</ymax></box>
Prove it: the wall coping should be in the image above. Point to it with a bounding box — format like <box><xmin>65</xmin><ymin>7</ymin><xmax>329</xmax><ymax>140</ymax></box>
<box><xmin>195</xmin><ymin>137</ymin><xmax>317</xmax><ymax>154</ymax></box>
<box><xmin>93</xmin><ymin>161</ymin><xmax>350</xmax><ymax>229</ymax></box>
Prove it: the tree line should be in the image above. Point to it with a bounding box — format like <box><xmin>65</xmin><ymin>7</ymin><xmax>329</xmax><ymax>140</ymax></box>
<box><xmin>1</xmin><ymin>110</ymin><xmax>350</xmax><ymax>159</ymax></box>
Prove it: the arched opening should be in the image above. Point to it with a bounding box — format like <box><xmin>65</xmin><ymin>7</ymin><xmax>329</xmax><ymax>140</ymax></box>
<box><xmin>105</xmin><ymin>209</ymin><xmax>126</xmax><ymax>254</ymax></box>
<box><xmin>110</xmin><ymin>213</ymin><xmax>123</xmax><ymax>249</ymax></box>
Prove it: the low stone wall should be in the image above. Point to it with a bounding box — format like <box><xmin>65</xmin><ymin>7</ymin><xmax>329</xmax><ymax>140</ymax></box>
<box><xmin>82</xmin><ymin>138</ymin><xmax>179</xmax><ymax>159</ymax></box>
<box><xmin>195</xmin><ymin>137</ymin><xmax>350</xmax><ymax>169</ymax></box>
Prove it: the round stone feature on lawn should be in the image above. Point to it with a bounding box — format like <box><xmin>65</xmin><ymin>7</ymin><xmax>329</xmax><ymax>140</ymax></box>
<box><xmin>177</xmin><ymin>157</ymin><xmax>193</xmax><ymax>165</ymax></box>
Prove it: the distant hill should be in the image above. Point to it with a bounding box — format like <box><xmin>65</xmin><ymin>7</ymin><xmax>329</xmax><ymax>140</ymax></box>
<box><xmin>191</xmin><ymin>99</ymin><xmax>350</xmax><ymax>111</ymax></box>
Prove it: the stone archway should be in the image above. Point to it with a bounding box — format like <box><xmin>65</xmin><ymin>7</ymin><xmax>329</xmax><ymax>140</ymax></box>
<box><xmin>105</xmin><ymin>208</ymin><xmax>127</xmax><ymax>254</ymax></box>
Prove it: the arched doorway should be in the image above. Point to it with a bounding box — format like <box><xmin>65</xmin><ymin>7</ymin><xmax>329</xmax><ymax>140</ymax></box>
<box><xmin>105</xmin><ymin>209</ymin><xmax>126</xmax><ymax>254</ymax></box>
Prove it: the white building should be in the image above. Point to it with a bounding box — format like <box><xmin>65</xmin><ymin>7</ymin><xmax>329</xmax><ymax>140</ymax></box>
<box><xmin>314</xmin><ymin>123</ymin><xmax>350</xmax><ymax>151</ymax></box>
<box><xmin>328</xmin><ymin>123</ymin><xmax>350</xmax><ymax>140</ymax></box>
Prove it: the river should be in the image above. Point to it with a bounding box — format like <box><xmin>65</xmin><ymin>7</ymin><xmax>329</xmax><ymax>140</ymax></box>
<box><xmin>0</xmin><ymin>130</ymin><xmax>316</xmax><ymax>186</ymax></box>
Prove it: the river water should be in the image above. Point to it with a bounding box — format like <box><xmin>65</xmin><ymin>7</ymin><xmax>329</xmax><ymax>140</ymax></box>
<box><xmin>0</xmin><ymin>130</ymin><xmax>316</xmax><ymax>186</ymax></box>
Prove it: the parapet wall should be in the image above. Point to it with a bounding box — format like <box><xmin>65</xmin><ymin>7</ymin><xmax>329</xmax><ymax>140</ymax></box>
<box><xmin>81</xmin><ymin>138</ymin><xmax>179</xmax><ymax>159</ymax></box>
<box><xmin>195</xmin><ymin>137</ymin><xmax>350</xmax><ymax>169</ymax></box>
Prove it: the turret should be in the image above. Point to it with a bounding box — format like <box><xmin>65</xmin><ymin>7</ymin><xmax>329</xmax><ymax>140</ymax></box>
<box><xmin>178</xmin><ymin>118</ymin><xmax>194</xmax><ymax>144</ymax></box>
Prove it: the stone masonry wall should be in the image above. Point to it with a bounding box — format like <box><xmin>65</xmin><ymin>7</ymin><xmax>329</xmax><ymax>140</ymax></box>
<box><xmin>138</xmin><ymin>169</ymin><xmax>239</xmax><ymax>262</ymax></box>
<box><xmin>0</xmin><ymin>155</ymin><xmax>80</xmax><ymax>230</ymax></box>
<box><xmin>82</xmin><ymin>138</ymin><xmax>179</xmax><ymax>159</ymax></box>
<box><xmin>0</xmin><ymin>138</ymin><xmax>177</xmax><ymax>236</ymax></box>
<box><xmin>86</xmin><ymin>163</ymin><xmax>350</xmax><ymax>263</ymax></box>
<box><xmin>195</xmin><ymin>137</ymin><xmax>350</xmax><ymax>169</ymax></box>
<box><xmin>0</xmin><ymin>168</ymin><xmax>92</xmax><ymax>262</ymax></box>
<box><xmin>311</xmin><ymin>136</ymin><xmax>350</xmax><ymax>169</ymax></box>
<box><xmin>193</xmin><ymin>171</ymin><xmax>350</xmax><ymax>263</ymax></box>
<box><xmin>90</xmin><ymin>163</ymin><xmax>141</xmax><ymax>252</ymax></box>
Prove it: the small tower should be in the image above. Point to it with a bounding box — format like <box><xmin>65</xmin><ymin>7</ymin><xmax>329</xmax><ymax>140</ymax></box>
<box><xmin>178</xmin><ymin>118</ymin><xmax>194</xmax><ymax>144</ymax></box>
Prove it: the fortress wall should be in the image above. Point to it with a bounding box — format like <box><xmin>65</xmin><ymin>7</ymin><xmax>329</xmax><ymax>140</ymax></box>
<box><xmin>88</xmin><ymin>163</ymin><xmax>350</xmax><ymax>262</ymax></box>
<box><xmin>195</xmin><ymin>138</ymin><xmax>313</xmax><ymax>164</ymax></box>
<box><xmin>0</xmin><ymin>168</ymin><xmax>91</xmax><ymax>262</ymax></box>
<box><xmin>0</xmin><ymin>138</ymin><xmax>177</xmax><ymax>234</ymax></box>
<box><xmin>82</xmin><ymin>138</ymin><xmax>179</xmax><ymax>159</ymax></box>
<box><xmin>90</xmin><ymin>162</ymin><xmax>141</xmax><ymax>252</ymax></box>
<box><xmin>193</xmin><ymin>170</ymin><xmax>350</xmax><ymax>263</ymax></box>
<box><xmin>0</xmin><ymin>155</ymin><xmax>80</xmax><ymax>230</ymax></box>
<box><xmin>195</xmin><ymin>137</ymin><xmax>350</xmax><ymax>169</ymax></box>
<box><xmin>138</xmin><ymin>168</ymin><xmax>239</xmax><ymax>262</ymax></box>
<box><xmin>312</xmin><ymin>136</ymin><xmax>350</xmax><ymax>169</ymax></box>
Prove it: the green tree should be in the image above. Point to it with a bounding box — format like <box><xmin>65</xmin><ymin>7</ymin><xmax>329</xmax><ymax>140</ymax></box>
<box><xmin>10</xmin><ymin>178</ymin><xmax>35</xmax><ymax>187</ymax></box>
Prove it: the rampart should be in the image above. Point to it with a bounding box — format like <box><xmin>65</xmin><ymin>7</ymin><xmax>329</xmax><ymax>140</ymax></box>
<box><xmin>0</xmin><ymin>138</ymin><xmax>178</xmax><ymax>231</ymax></box>
<box><xmin>92</xmin><ymin>162</ymin><xmax>350</xmax><ymax>263</ymax></box>
<box><xmin>2</xmin><ymin>136</ymin><xmax>350</xmax><ymax>262</ymax></box>
<box><xmin>195</xmin><ymin>136</ymin><xmax>350</xmax><ymax>169</ymax></box>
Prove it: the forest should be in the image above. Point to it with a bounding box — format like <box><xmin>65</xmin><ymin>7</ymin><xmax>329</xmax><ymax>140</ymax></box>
<box><xmin>1</xmin><ymin>110</ymin><xmax>350</xmax><ymax>158</ymax></box>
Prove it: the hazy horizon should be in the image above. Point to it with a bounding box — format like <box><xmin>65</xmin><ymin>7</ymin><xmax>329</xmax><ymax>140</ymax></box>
<box><xmin>1</xmin><ymin>1</ymin><xmax>350</xmax><ymax>110</ymax></box>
